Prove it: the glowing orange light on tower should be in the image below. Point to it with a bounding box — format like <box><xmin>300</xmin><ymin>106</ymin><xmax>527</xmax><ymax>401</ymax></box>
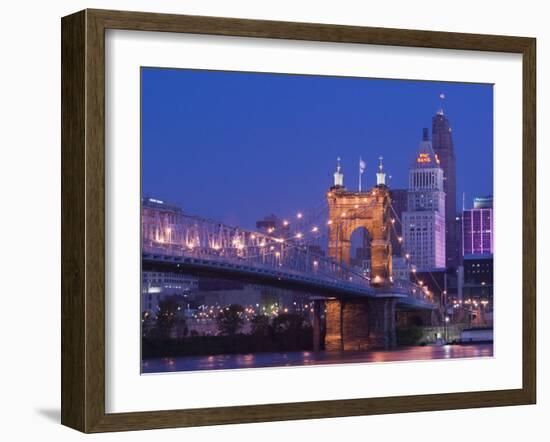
<box><xmin>416</xmin><ymin>153</ymin><xmax>432</xmax><ymax>164</ymax></box>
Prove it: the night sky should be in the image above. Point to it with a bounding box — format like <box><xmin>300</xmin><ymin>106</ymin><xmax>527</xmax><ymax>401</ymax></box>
<box><xmin>141</xmin><ymin>68</ymin><xmax>493</xmax><ymax>229</ymax></box>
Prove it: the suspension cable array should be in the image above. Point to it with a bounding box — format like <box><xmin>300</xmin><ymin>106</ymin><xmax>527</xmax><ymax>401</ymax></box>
<box><xmin>141</xmin><ymin>195</ymin><xmax>434</xmax><ymax>303</ymax></box>
<box><xmin>388</xmin><ymin>201</ymin><xmax>444</xmax><ymax>301</ymax></box>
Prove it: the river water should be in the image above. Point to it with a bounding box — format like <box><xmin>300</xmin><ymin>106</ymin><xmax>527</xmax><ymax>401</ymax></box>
<box><xmin>142</xmin><ymin>343</ymin><xmax>493</xmax><ymax>373</ymax></box>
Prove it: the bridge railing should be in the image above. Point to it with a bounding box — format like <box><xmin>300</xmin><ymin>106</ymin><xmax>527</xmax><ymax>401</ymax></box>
<box><xmin>142</xmin><ymin>241</ymin><xmax>371</xmax><ymax>288</ymax></box>
<box><xmin>142</xmin><ymin>242</ymin><xmax>434</xmax><ymax>307</ymax></box>
<box><xmin>381</xmin><ymin>279</ymin><xmax>433</xmax><ymax>303</ymax></box>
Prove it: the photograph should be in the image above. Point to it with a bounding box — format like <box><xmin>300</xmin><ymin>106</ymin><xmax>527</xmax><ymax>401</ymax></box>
<box><xmin>139</xmin><ymin>68</ymin><xmax>494</xmax><ymax>374</ymax></box>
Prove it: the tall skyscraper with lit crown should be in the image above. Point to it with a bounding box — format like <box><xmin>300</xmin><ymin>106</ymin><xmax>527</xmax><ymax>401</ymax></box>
<box><xmin>432</xmin><ymin>106</ymin><xmax>458</xmax><ymax>268</ymax></box>
<box><xmin>403</xmin><ymin>128</ymin><xmax>446</xmax><ymax>270</ymax></box>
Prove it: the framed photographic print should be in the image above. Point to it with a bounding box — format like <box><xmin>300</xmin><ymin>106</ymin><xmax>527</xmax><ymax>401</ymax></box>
<box><xmin>61</xmin><ymin>9</ymin><xmax>536</xmax><ymax>432</ymax></box>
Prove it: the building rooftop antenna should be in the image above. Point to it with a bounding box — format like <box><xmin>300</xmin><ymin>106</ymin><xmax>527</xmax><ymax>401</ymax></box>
<box><xmin>437</xmin><ymin>92</ymin><xmax>445</xmax><ymax>115</ymax></box>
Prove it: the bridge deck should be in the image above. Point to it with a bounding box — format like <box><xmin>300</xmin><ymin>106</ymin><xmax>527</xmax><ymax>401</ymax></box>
<box><xmin>142</xmin><ymin>252</ymin><xmax>435</xmax><ymax>310</ymax></box>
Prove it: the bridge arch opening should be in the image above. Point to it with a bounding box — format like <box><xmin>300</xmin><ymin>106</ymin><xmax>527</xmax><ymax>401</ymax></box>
<box><xmin>349</xmin><ymin>226</ymin><xmax>372</xmax><ymax>275</ymax></box>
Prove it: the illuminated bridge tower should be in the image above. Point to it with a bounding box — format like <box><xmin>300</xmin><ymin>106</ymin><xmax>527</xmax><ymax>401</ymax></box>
<box><xmin>327</xmin><ymin>157</ymin><xmax>392</xmax><ymax>284</ymax></box>
<box><xmin>321</xmin><ymin>158</ymin><xmax>396</xmax><ymax>351</ymax></box>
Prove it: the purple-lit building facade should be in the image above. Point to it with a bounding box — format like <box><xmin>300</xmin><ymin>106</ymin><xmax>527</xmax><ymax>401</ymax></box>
<box><xmin>462</xmin><ymin>196</ymin><xmax>493</xmax><ymax>256</ymax></box>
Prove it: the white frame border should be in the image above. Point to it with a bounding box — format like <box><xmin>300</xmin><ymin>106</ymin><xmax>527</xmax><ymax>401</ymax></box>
<box><xmin>105</xmin><ymin>29</ymin><xmax>523</xmax><ymax>413</ymax></box>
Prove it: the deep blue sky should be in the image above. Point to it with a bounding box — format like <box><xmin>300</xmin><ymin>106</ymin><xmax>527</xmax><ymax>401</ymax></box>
<box><xmin>142</xmin><ymin>68</ymin><xmax>493</xmax><ymax>229</ymax></box>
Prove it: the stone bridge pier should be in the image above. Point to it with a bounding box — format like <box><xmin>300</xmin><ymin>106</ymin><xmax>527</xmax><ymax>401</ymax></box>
<box><xmin>319</xmin><ymin>297</ymin><xmax>398</xmax><ymax>351</ymax></box>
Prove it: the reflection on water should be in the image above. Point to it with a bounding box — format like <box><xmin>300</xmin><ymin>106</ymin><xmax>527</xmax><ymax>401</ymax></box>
<box><xmin>141</xmin><ymin>343</ymin><xmax>493</xmax><ymax>374</ymax></box>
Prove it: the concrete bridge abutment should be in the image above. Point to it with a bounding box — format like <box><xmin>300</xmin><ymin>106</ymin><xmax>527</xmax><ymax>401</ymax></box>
<box><xmin>396</xmin><ymin>308</ymin><xmax>437</xmax><ymax>327</ymax></box>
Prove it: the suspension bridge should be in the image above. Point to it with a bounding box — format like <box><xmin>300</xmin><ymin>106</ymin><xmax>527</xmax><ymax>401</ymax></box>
<box><xmin>142</xmin><ymin>203</ymin><xmax>433</xmax><ymax>309</ymax></box>
<box><xmin>142</xmin><ymin>163</ymin><xmax>439</xmax><ymax>350</ymax></box>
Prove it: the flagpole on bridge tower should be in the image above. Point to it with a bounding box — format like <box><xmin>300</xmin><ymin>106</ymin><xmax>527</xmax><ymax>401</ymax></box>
<box><xmin>359</xmin><ymin>160</ymin><xmax>361</xmax><ymax>192</ymax></box>
<box><xmin>359</xmin><ymin>157</ymin><xmax>366</xmax><ymax>191</ymax></box>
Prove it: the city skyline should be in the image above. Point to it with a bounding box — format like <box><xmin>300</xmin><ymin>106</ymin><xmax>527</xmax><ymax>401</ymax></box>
<box><xmin>142</xmin><ymin>68</ymin><xmax>493</xmax><ymax>230</ymax></box>
<box><xmin>140</xmin><ymin>68</ymin><xmax>494</xmax><ymax>372</ymax></box>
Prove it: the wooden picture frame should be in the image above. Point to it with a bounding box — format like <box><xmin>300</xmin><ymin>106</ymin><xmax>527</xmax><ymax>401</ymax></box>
<box><xmin>61</xmin><ymin>8</ymin><xmax>536</xmax><ymax>433</ymax></box>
